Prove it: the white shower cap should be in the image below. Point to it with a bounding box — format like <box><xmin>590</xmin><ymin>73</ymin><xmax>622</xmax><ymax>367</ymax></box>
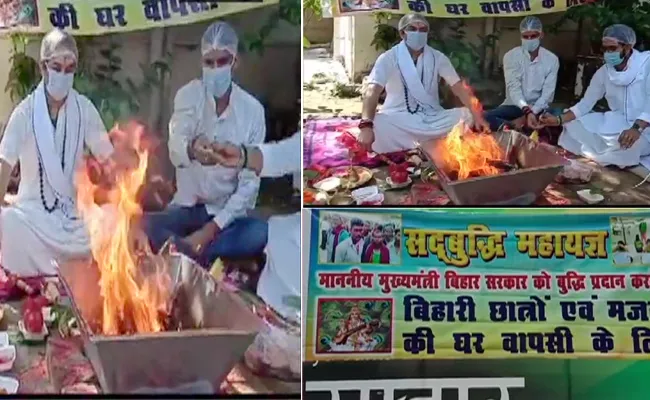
<box><xmin>201</xmin><ymin>21</ymin><xmax>239</xmax><ymax>57</ymax></box>
<box><xmin>398</xmin><ymin>13</ymin><xmax>429</xmax><ymax>31</ymax></box>
<box><xmin>603</xmin><ymin>24</ymin><xmax>637</xmax><ymax>46</ymax></box>
<box><xmin>40</xmin><ymin>29</ymin><xmax>78</xmax><ymax>62</ymax></box>
<box><xmin>520</xmin><ymin>16</ymin><xmax>542</xmax><ymax>33</ymax></box>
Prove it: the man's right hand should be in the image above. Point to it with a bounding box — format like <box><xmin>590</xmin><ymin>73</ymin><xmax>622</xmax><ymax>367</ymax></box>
<box><xmin>358</xmin><ymin>127</ymin><xmax>375</xmax><ymax>151</ymax></box>
<box><xmin>539</xmin><ymin>113</ymin><xmax>561</xmax><ymax>127</ymax></box>
<box><xmin>526</xmin><ymin>113</ymin><xmax>543</xmax><ymax>130</ymax></box>
<box><xmin>189</xmin><ymin>136</ymin><xmax>217</xmax><ymax>165</ymax></box>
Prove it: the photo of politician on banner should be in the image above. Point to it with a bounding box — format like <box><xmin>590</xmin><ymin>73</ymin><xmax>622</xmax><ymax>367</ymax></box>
<box><xmin>319</xmin><ymin>211</ymin><xmax>402</xmax><ymax>266</ymax></box>
<box><xmin>304</xmin><ymin>208</ymin><xmax>650</xmax><ymax>362</ymax></box>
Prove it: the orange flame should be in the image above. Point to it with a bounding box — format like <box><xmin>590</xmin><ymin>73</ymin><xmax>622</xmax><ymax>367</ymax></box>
<box><xmin>434</xmin><ymin>81</ymin><xmax>503</xmax><ymax>180</ymax></box>
<box><xmin>436</xmin><ymin>121</ymin><xmax>504</xmax><ymax>180</ymax></box>
<box><xmin>461</xmin><ymin>80</ymin><xmax>484</xmax><ymax>119</ymax></box>
<box><xmin>76</xmin><ymin>121</ymin><xmax>171</xmax><ymax>335</ymax></box>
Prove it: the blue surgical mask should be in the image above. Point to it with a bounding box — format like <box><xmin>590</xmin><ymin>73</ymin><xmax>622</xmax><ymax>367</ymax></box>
<box><xmin>604</xmin><ymin>51</ymin><xmax>624</xmax><ymax>67</ymax></box>
<box><xmin>46</xmin><ymin>68</ymin><xmax>74</xmax><ymax>101</ymax></box>
<box><xmin>405</xmin><ymin>31</ymin><xmax>428</xmax><ymax>51</ymax></box>
<box><xmin>521</xmin><ymin>38</ymin><xmax>540</xmax><ymax>53</ymax></box>
<box><xmin>202</xmin><ymin>65</ymin><xmax>232</xmax><ymax>98</ymax></box>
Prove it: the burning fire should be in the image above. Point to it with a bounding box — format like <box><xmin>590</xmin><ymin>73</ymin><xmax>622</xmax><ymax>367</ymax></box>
<box><xmin>435</xmin><ymin>81</ymin><xmax>504</xmax><ymax>180</ymax></box>
<box><xmin>76</xmin><ymin>121</ymin><xmax>171</xmax><ymax>335</ymax></box>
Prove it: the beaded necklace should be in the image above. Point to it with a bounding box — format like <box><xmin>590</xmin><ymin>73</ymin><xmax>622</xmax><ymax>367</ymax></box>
<box><xmin>397</xmin><ymin>51</ymin><xmax>434</xmax><ymax>115</ymax></box>
<box><xmin>32</xmin><ymin>96</ymin><xmax>82</xmax><ymax>214</ymax></box>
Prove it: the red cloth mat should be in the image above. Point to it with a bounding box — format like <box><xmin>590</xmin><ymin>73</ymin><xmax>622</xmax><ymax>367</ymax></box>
<box><xmin>46</xmin><ymin>337</ymin><xmax>99</xmax><ymax>393</ymax></box>
<box><xmin>16</xmin><ymin>354</ymin><xmax>55</xmax><ymax>394</ymax></box>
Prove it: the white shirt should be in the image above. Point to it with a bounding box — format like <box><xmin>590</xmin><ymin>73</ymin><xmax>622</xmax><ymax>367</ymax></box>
<box><xmin>502</xmin><ymin>46</ymin><xmax>560</xmax><ymax>114</ymax></box>
<box><xmin>334</xmin><ymin>237</ymin><xmax>364</xmax><ymax>264</ymax></box>
<box><xmin>571</xmin><ymin>55</ymin><xmax>650</xmax><ymax>127</ymax></box>
<box><xmin>168</xmin><ymin>80</ymin><xmax>265</xmax><ymax>229</ymax></box>
<box><xmin>254</xmin><ymin>132</ymin><xmax>301</xmax><ymax>320</ymax></box>
<box><xmin>387</xmin><ymin>241</ymin><xmax>400</xmax><ymax>264</ymax></box>
<box><xmin>368</xmin><ymin>46</ymin><xmax>461</xmax><ymax>113</ymax></box>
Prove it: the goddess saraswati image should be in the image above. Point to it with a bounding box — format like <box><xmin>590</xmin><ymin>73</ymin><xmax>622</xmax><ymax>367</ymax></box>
<box><xmin>330</xmin><ymin>306</ymin><xmax>381</xmax><ymax>352</ymax></box>
<box><xmin>316</xmin><ymin>299</ymin><xmax>392</xmax><ymax>354</ymax></box>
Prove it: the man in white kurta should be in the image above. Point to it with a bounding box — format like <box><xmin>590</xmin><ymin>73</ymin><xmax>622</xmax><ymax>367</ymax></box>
<box><xmin>211</xmin><ymin>132</ymin><xmax>300</xmax><ymax>380</ymax></box>
<box><xmin>334</xmin><ymin>219</ymin><xmax>365</xmax><ymax>264</ymax></box>
<box><xmin>0</xmin><ymin>30</ymin><xmax>114</xmax><ymax>277</ymax></box>
<box><xmin>358</xmin><ymin>13</ymin><xmax>489</xmax><ymax>154</ymax></box>
<box><xmin>541</xmin><ymin>24</ymin><xmax>650</xmax><ymax>168</ymax></box>
<box><xmin>484</xmin><ymin>16</ymin><xmax>560</xmax><ymax>132</ymax></box>
<box><xmin>142</xmin><ymin>21</ymin><xmax>267</xmax><ymax>268</ymax></box>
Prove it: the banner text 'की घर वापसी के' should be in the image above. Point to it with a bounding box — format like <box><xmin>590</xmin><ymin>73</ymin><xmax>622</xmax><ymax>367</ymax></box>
<box><xmin>0</xmin><ymin>0</ymin><xmax>277</xmax><ymax>35</ymax></box>
<box><xmin>305</xmin><ymin>208</ymin><xmax>650</xmax><ymax>361</ymax></box>
<box><xmin>324</xmin><ymin>0</ymin><xmax>596</xmax><ymax>18</ymax></box>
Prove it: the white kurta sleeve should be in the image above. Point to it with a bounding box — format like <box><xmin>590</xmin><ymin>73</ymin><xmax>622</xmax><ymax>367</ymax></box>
<box><xmin>334</xmin><ymin>242</ymin><xmax>346</xmax><ymax>263</ymax></box>
<box><xmin>437</xmin><ymin>54</ymin><xmax>460</xmax><ymax>87</ymax></box>
<box><xmin>503</xmin><ymin>51</ymin><xmax>528</xmax><ymax>109</ymax></box>
<box><xmin>367</xmin><ymin>52</ymin><xmax>391</xmax><ymax>88</ymax></box>
<box><xmin>212</xmin><ymin>104</ymin><xmax>265</xmax><ymax>229</ymax></box>
<box><xmin>637</xmin><ymin>62</ymin><xmax>650</xmax><ymax>129</ymax></box>
<box><xmin>0</xmin><ymin>105</ymin><xmax>28</xmax><ymax>167</ymax></box>
<box><xmin>531</xmin><ymin>56</ymin><xmax>560</xmax><ymax>114</ymax></box>
<box><xmin>168</xmin><ymin>83</ymin><xmax>199</xmax><ymax>168</ymax></box>
<box><xmin>570</xmin><ymin>67</ymin><xmax>607</xmax><ymax>119</ymax></box>
<box><xmin>82</xmin><ymin>97</ymin><xmax>113</xmax><ymax>161</ymax></box>
<box><xmin>258</xmin><ymin>132</ymin><xmax>300</xmax><ymax>178</ymax></box>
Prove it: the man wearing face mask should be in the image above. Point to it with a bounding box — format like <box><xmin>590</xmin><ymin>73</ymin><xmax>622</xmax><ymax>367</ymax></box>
<box><xmin>142</xmin><ymin>21</ymin><xmax>267</xmax><ymax>269</ymax></box>
<box><xmin>484</xmin><ymin>16</ymin><xmax>559</xmax><ymax>132</ymax></box>
<box><xmin>0</xmin><ymin>29</ymin><xmax>115</xmax><ymax>276</ymax></box>
<box><xmin>539</xmin><ymin>24</ymin><xmax>650</xmax><ymax>168</ymax></box>
<box><xmin>358</xmin><ymin>13</ymin><xmax>490</xmax><ymax>154</ymax></box>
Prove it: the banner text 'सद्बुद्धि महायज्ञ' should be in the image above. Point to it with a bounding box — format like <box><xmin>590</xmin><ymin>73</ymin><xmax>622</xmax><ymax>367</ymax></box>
<box><xmin>305</xmin><ymin>209</ymin><xmax>650</xmax><ymax>361</ymax></box>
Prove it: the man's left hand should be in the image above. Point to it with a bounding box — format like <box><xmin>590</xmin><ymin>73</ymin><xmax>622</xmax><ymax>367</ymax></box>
<box><xmin>184</xmin><ymin>221</ymin><xmax>221</xmax><ymax>254</ymax></box>
<box><xmin>619</xmin><ymin>128</ymin><xmax>641</xmax><ymax>149</ymax></box>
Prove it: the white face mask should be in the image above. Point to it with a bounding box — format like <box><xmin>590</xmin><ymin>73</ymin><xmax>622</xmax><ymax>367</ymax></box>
<box><xmin>405</xmin><ymin>31</ymin><xmax>428</xmax><ymax>51</ymax></box>
<box><xmin>202</xmin><ymin>65</ymin><xmax>232</xmax><ymax>98</ymax></box>
<box><xmin>46</xmin><ymin>68</ymin><xmax>74</xmax><ymax>101</ymax></box>
<box><xmin>521</xmin><ymin>38</ymin><xmax>541</xmax><ymax>53</ymax></box>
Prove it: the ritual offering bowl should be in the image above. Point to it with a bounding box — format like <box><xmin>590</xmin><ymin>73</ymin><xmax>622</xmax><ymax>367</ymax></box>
<box><xmin>329</xmin><ymin>194</ymin><xmax>354</xmax><ymax>206</ymax></box>
<box><xmin>329</xmin><ymin>166</ymin><xmax>373</xmax><ymax>190</ymax></box>
<box><xmin>389</xmin><ymin>163</ymin><xmax>409</xmax><ymax>184</ymax></box>
<box><xmin>303</xmin><ymin>188</ymin><xmax>329</xmax><ymax>205</ymax></box>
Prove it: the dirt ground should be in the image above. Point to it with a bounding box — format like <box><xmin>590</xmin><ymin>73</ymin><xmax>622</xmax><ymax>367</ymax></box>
<box><xmin>303</xmin><ymin>81</ymin><xmax>363</xmax><ymax>118</ymax></box>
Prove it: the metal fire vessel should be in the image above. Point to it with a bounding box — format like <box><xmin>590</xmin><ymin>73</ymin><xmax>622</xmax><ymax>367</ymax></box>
<box><xmin>58</xmin><ymin>249</ymin><xmax>265</xmax><ymax>394</ymax></box>
<box><xmin>420</xmin><ymin>129</ymin><xmax>568</xmax><ymax>205</ymax></box>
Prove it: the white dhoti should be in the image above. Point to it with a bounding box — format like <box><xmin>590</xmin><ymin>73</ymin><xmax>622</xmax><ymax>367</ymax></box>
<box><xmin>0</xmin><ymin>203</ymin><xmax>90</xmax><ymax>276</ymax></box>
<box><xmin>373</xmin><ymin>107</ymin><xmax>472</xmax><ymax>154</ymax></box>
<box><xmin>248</xmin><ymin>213</ymin><xmax>300</xmax><ymax>379</ymax></box>
<box><xmin>559</xmin><ymin>119</ymin><xmax>650</xmax><ymax>168</ymax></box>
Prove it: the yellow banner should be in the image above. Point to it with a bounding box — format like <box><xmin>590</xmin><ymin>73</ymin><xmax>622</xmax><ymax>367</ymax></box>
<box><xmin>331</xmin><ymin>0</ymin><xmax>594</xmax><ymax>18</ymax></box>
<box><xmin>35</xmin><ymin>0</ymin><xmax>277</xmax><ymax>36</ymax></box>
